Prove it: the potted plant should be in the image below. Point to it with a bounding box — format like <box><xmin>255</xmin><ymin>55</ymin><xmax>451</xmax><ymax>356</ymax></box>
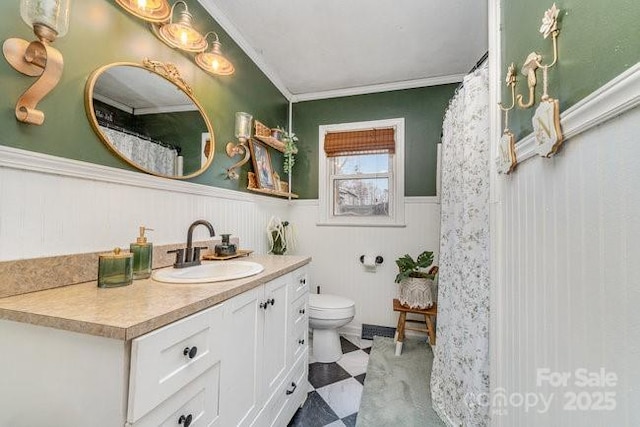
<box><xmin>276</xmin><ymin>126</ymin><xmax>298</xmax><ymax>176</ymax></box>
<box><xmin>394</xmin><ymin>251</ymin><xmax>437</xmax><ymax>309</ymax></box>
<box><xmin>267</xmin><ymin>216</ymin><xmax>295</xmax><ymax>255</ymax></box>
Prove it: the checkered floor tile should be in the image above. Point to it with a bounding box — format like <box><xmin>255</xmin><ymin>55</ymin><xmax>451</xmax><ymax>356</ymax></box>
<box><xmin>288</xmin><ymin>335</ymin><xmax>372</xmax><ymax>427</ymax></box>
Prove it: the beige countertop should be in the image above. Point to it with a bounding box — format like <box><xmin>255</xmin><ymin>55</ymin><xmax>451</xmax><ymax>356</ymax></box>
<box><xmin>0</xmin><ymin>255</ymin><xmax>311</xmax><ymax>341</ymax></box>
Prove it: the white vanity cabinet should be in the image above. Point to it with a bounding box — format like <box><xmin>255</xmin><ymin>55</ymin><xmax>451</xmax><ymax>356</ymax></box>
<box><xmin>222</xmin><ymin>267</ymin><xmax>309</xmax><ymax>427</ymax></box>
<box><xmin>0</xmin><ymin>263</ymin><xmax>309</xmax><ymax>427</ymax></box>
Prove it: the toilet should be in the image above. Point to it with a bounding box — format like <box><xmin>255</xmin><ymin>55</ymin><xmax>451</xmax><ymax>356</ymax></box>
<box><xmin>308</xmin><ymin>293</ymin><xmax>356</xmax><ymax>363</ymax></box>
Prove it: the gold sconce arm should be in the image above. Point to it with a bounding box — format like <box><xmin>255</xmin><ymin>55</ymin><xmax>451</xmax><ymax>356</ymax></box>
<box><xmin>3</xmin><ymin>38</ymin><xmax>64</xmax><ymax>125</ymax></box>
<box><xmin>225</xmin><ymin>140</ymin><xmax>251</xmax><ymax>179</ymax></box>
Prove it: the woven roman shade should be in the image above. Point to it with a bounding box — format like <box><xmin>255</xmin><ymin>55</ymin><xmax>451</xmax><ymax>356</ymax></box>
<box><xmin>324</xmin><ymin>128</ymin><xmax>395</xmax><ymax>157</ymax></box>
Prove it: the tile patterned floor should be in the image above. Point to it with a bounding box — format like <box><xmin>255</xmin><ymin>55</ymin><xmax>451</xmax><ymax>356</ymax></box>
<box><xmin>288</xmin><ymin>335</ymin><xmax>372</xmax><ymax>427</ymax></box>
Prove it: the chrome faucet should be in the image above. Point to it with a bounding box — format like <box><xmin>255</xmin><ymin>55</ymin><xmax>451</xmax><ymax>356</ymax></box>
<box><xmin>168</xmin><ymin>220</ymin><xmax>216</xmax><ymax>268</ymax></box>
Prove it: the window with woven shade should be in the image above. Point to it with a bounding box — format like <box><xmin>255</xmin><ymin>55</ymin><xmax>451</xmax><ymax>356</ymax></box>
<box><xmin>323</xmin><ymin>128</ymin><xmax>395</xmax><ymax>157</ymax></box>
<box><xmin>318</xmin><ymin>119</ymin><xmax>405</xmax><ymax>226</ymax></box>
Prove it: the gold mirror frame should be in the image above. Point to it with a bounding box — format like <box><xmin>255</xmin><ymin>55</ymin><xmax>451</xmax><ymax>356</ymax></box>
<box><xmin>84</xmin><ymin>59</ymin><xmax>215</xmax><ymax>180</ymax></box>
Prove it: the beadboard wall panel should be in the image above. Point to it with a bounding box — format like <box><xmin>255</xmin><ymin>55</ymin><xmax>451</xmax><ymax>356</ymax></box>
<box><xmin>493</xmin><ymin>106</ymin><xmax>640</xmax><ymax>426</ymax></box>
<box><xmin>288</xmin><ymin>198</ymin><xmax>440</xmax><ymax>331</ymax></box>
<box><xmin>0</xmin><ymin>151</ymin><xmax>289</xmax><ymax>262</ymax></box>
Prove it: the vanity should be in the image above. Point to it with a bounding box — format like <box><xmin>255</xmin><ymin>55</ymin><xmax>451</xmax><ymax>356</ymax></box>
<box><xmin>0</xmin><ymin>255</ymin><xmax>310</xmax><ymax>427</ymax></box>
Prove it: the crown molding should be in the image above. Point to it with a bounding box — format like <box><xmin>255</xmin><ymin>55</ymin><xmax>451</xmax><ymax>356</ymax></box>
<box><xmin>196</xmin><ymin>0</ymin><xmax>294</xmax><ymax>102</ymax></box>
<box><xmin>290</xmin><ymin>74</ymin><xmax>466</xmax><ymax>102</ymax></box>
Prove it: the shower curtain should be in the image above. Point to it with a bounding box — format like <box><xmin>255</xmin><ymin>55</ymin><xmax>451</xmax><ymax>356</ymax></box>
<box><xmin>430</xmin><ymin>65</ymin><xmax>490</xmax><ymax>426</ymax></box>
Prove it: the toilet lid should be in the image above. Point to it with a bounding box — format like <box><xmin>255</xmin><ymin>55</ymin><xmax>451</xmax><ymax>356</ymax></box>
<box><xmin>309</xmin><ymin>294</ymin><xmax>355</xmax><ymax>310</ymax></box>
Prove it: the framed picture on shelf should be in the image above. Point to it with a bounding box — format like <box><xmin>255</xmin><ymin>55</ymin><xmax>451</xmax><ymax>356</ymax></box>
<box><xmin>249</xmin><ymin>139</ymin><xmax>276</xmax><ymax>190</ymax></box>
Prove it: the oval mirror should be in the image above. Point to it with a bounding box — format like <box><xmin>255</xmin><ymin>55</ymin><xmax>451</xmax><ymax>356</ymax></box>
<box><xmin>85</xmin><ymin>59</ymin><xmax>214</xmax><ymax>179</ymax></box>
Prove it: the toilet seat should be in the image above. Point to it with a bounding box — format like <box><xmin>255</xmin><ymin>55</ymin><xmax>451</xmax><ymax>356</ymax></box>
<box><xmin>309</xmin><ymin>294</ymin><xmax>355</xmax><ymax>320</ymax></box>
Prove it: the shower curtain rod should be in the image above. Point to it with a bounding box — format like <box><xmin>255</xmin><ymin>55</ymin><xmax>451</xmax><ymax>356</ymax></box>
<box><xmin>452</xmin><ymin>51</ymin><xmax>489</xmax><ymax>95</ymax></box>
<box><xmin>468</xmin><ymin>51</ymin><xmax>489</xmax><ymax>74</ymax></box>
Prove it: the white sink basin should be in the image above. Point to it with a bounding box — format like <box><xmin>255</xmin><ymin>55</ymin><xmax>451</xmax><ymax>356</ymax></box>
<box><xmin>152</xmin><ymin>261</ymin><xmax>264</xmax><ymax>284</ymax></box>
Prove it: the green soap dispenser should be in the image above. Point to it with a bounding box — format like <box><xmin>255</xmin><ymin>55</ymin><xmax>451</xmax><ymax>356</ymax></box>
<box><xmin>131</xmin><ymin>226</ymin><xmax>154</xmax><ymax>279</ymax></box>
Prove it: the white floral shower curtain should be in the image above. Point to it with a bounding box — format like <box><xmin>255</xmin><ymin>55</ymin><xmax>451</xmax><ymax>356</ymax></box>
<box><xmin>100</xmin><ymin>126</ymin><xmax>178</xmax><ymax>176</ymax></box>
<box><xmin>431</xmin><ymin>65</ymin><xmax>490</xmax><ymax>426</ymax></box>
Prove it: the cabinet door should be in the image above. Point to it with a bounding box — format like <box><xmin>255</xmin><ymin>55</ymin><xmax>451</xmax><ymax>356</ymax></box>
<box><xmin>222</xmin><ymin>286</ymin><xmax>263</xmax><ymax>427</ymax></box>
<box><xmin>261</xmin><ymin>274</ymin><xmax>289</xmax><ymax>402</ymax></box>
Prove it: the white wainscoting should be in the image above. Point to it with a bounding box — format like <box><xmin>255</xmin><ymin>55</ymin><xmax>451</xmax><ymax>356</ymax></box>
<box><xmin>0</xmin><ymin>146</ymin><xmax>289</xmax><ymax>261</ymax></box>
<box><xmin>492</xmin><ymin>105</ymin><xmax>640</xmax><ymax>425</ymax></box>
<box><xmin>288</xmin><ymin>197</ymin><xmax>441</xmax><ymax>332</ymax></box>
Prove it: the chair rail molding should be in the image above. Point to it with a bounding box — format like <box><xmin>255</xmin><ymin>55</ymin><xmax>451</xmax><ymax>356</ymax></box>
<box><xmin>0</xmin><ymin>144</ymin><xmax>288</xmax><ymax>206</ymax></box>
<box><xmin>515</xmin><ymin>62</ymin><xmax>640</xmax><ymax>164</ymax></box>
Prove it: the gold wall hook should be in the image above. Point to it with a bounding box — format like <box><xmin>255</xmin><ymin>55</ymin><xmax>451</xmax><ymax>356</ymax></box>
<box><xmin>498</xmin><ymin>63</ymin><xmax>517</xmax><ymax>112</ymax></box>
<box><xmin>538</xmin><ymin>3</ymin><xmax>561</xmax><ymax>69</ymax></box>
<box><xmin>516</xmin><ymin>52</ymin><xmax>541</xmax><ymax>109</ymax></box>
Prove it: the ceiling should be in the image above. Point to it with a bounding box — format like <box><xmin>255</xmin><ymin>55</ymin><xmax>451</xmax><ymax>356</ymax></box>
<box><xmin>198</xmin><ymin>0</ymin><xmax>488</xmax><ymax>101</ymax></box>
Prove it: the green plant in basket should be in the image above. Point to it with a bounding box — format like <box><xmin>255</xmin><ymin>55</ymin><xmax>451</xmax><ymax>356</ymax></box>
<box><xmin>276</xmin><ymin>126</ymin><xmax>298</xmax><ymax>175</ymax></box>
<box><xmin>394</xmin><ymin>251</ymin><xmax>435</xmax><ymax>283</ymax></box>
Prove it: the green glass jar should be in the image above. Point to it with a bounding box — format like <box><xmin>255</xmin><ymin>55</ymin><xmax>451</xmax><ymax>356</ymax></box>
<box><xmin>98</xmin><ymin>248</ymin><xmax>133</xmax><ymax>288</ymax></box>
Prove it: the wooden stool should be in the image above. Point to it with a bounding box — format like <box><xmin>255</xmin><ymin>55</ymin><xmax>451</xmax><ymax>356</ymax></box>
<box><xmin>393</xmin><ymin>298</ymin><xmax>437</xmax><ymax>356</ymax></box>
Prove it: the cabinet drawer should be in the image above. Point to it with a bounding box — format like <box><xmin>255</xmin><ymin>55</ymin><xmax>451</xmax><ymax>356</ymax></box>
<box><xmin>290</xmin><ymin>294</ymin><xmax>308</xmax><ymax>332</ymax></box>
<box><xmin>133</xmin><ymin>363</ymin><xmax>221</xmax><ymax>427</ymax></box>
<box><xmin>270</xmin><ymin>353</ymin><xmax>309</xmax><ymax>427</ymax></box>
<box><xmin>128</xmin><ymin>303</ymin><xmax>225</xmax><ymax>422</ymax></box>
<box><xmin>289</xmin><ymin>267</ymin><xmax>309</xmax><ymax>303</ymax></box>
<box><xmin>289</xmin><ymin>324</ymin><xmax>308</xmax><ymax>367</ymax></box>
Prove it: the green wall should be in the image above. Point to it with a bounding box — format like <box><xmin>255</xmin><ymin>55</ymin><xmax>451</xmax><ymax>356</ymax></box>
<box><xmin>291</xmin><ymin>85</ymin><xmax>457</xmax><ymax>199</ymax></box>
<box><xmin>501</xmin><ymin>0</ymin><xmax>640</xmax><ymax>139</ymax></box>
<box><xmin>0</xmin><ymin>0</ymin><xmax>287</xmax><ymax>190</ymax></box>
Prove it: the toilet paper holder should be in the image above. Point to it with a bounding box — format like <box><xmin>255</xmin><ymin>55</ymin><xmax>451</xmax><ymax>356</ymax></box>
<box><xmin>359</xmin><ymin>255</ymin><xmax>384</xmax><ymax>265</ymax></box>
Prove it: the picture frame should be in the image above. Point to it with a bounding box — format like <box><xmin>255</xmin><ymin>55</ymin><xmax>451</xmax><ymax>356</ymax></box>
<box><xmin>249</xmin><ymin>139</ymin><xmax>276</xmax><ymax>190</ymax></box>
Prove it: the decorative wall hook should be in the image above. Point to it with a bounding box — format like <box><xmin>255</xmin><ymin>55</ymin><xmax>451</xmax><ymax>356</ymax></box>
<box><xmin>516</xmin><ymin>52</ymin><xmax>541</xmax><ymax>109</ymax></box>
<box><xmin>532</xmin><ymin>3</ymin><xmax>564</xmax><ymax>157</ymax></box>
<box><xmin>497</xmin><ymin>63</ymin><xmax>518</xmax><ymax>174</ymax></box>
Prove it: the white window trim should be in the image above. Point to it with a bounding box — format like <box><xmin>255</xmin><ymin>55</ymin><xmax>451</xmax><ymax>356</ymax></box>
<box><xmin>317</xmin><ymin>118</ymin><xmax>405</xmax><ymax>227</ymax></box>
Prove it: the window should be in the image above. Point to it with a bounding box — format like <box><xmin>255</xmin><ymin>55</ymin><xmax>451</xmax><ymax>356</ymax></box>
<box><xmin>318</xmin><ymin>118</ymin><xmax>405</xmax><ymax>227</ymax></box>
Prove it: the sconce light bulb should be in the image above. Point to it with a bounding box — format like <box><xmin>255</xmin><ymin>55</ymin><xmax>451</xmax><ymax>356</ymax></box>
<box><xmin>180</xmin><ymin>30</ymin><xmax>188</xmax><ymax>46</ymax></box>
<box><xmin>211</xmin><ymin>59</ymin><xmax>219</xmax><ymax>70</ymax></box>
<box><xmin>137</xmin><ymin>0</ymin><xmax>147</xmax><ymax>10</ymax></box>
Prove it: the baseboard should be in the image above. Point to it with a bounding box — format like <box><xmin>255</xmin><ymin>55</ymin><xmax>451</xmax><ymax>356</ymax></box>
<box><xmin>338</xmin><ymin>323</ymin><xmax>429</xmax><ymax>339</ymax></box>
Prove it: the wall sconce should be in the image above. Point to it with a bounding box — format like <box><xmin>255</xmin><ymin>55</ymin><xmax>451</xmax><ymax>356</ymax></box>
<box><xmin>195</xmin><ymin>32</ymin><xmax>234</xmax><ymax>76</ymax></box>
<box><xmin>152</xmin><ymin>1</ymin><xmax>207</xmax><ymax>52</ymax></box>
<box><xmin>225</xmin><ymin>112</ymin><xmax>252</xmax><ymax>179</ymax></box>
<box><xmin>2</xmin><ymin>0</ymin><xmax>71</xmax><ymax>125</ymax></box>
<box><xmin>115</xmin><ymin>0</ymin><xmax>171</xmax><ymax>23</ymax></box>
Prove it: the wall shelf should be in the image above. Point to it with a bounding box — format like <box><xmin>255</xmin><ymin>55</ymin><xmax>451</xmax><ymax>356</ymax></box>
<box><xmin>247</xmin><ymin>187</ymin><xmax>298</xmax><ymax>199</ymax></box>
<box><xmin>254</xmin><ymin>135</ymin><xmax>286</xmax><ymax>152</ymax></box>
